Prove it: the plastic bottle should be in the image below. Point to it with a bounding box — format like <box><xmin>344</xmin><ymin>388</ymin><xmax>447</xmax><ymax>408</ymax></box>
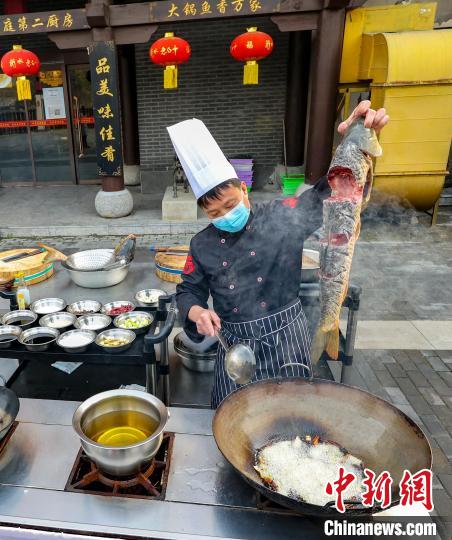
<box><xmin>16</xmin><ymin>272</ymin><xmax>30</xmax><ymax>309</ymax></box>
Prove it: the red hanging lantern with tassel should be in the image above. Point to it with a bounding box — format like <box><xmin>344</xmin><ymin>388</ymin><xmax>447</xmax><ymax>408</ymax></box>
<box><xmin>149</xmin><ymin>32</ymin><xmax>191</xmax><ymax>90</ymax></box>
<box><xmin>230</xmin><ymin>27</ymin><xmax>273</xmax><ymax>85</ymax></box>
<box><xmin>1</xmin><ymin>44</ymin><xmax>40</xmax><ymax>100</ymax></box>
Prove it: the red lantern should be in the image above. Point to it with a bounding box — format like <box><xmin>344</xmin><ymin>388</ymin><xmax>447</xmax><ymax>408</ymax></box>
<box><xmin>230</xmin><ymin>27</ymin><xmax>274</xmax><ymax>85</ymax></box>
<box><xmin>1</xmin><ymin>44</ymin><xmax>40</xmax><ymax>100</ymax></box>
<box><xmin>149</xmin><ymin>32</ymin><xmax>191</xmax><ymax>90</ymax></box>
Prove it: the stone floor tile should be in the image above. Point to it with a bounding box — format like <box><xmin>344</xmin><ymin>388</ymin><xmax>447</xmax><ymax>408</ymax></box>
<box><xmin>384</xmin><ymin>387</ymin><xmax>410</xmax><ymax>406</ymax></box>
<box><xmin>439</xmin><ymin>475</ymin><xmax>452</xmax><ymax>499</ymax></box>
<box><xmin>398</xmin><ymin>377</ymin><xmax>425</xmax><ymax>397</ymax></box>
<box><xmin>420</xmin><ymin>387</ymin><xmax>447</xmax><ymax>406</ymax></box>
<box><xmin>421</xmin><ymin>415</ymin><xmax>449</xmax><ymax>438</ymax></box>
<box><xmin>354</xmin><ymin>321</ymin><xmax>433</xmax><ymax>350</ymax></box>
<box><xmin>376</xmin><ymin>366</ymin><xmax>398</xmax><ymax>387</ymax></box>
<box><xmin>407</xmin><ymin>370</ymin><xmax>432</xmax><ymax>388</ymax></box>
<box><xmin>412</xmin><ymin>321</ymin><xmax>452</xmax><ymax>351</ymax></box>
<box><xmin>407</xmin><ymin>394</ymin><xmax>435</xmax><ymax>416</ymax></box>
<box><xmin>435</xmin><ymin>435</ymin><xmax>452</xmax><ymax>460</ymax></box>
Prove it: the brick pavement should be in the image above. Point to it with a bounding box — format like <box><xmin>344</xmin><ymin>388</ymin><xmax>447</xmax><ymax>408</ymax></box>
<box><xmin>352</xmin><ymin>349</ymin><xmax>452</xmax><ymax>538</ymax></box>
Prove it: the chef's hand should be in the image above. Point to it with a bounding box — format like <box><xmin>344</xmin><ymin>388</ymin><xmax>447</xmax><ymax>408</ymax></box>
<box><xmin>338</xmin><ymin>100</ymin><xmax>389</xmax><ymax>135</ymax></box>
<box><xmin>188</xmin><ymin>305</ymin><xmax>221</xmax><ymax>337</ymax></box>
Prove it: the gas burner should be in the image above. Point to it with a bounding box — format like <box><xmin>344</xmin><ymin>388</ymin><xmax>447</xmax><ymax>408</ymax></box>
<box><xmin>65</xmin><ymin>432</ymin><xmax>174</xmax><ymax>500</ymax></box>
<box><xmin>0</xmin><ymin>422</ymin><xmax>18</xmax><ymax>456</ymax></box>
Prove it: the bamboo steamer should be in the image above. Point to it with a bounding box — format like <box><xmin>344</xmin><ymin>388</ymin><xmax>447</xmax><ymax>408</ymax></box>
<box><xmin>155</xmin><ymin>245</ymin><xmax>189</xmax><ymax>284</ymax></box>
<box><xmin>0</xmin><ymin>248</ymin><xmax>57</xmax><ymax>286</ymax></box>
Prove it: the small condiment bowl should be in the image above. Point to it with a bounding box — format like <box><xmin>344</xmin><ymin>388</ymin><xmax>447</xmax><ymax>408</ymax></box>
<box><xmin>39</xmin><ymin>311</ymin><xmax>77</xmax><ymax>330</ymax></box>
<box><xmin>101</xmin><ymin>301</ymin><xmax>135</xmax><ymax>316</ymax></box>
<box><xmin>67</xmin><ymin>300</ymin><xmax>102</xmax><ymax>316</ymax></box>
<box><xmin>30</xmin><ymin>297</ymin><xmax>66</xmax><ymax>315</ymax></box>
<box><xmin>135</xmin><ymin>289</ymin><xmax>167</xmax><ymax>307</ymax></box>
<box><xmin>95</xmin><ymin>328</ymin><xmax>136</xmax><ymax>354</ymax></box>
<box><xmin>0</xmin><ymin>325</ymin><xmax>22</xmax><ymax>349</ymax></box>
<box><xmin>75</xmin><ymin>313</ymin><xmax>112</xmax><ymax>332</ymax></box>
<box><xmin>113</xmin><ymin>311</ymin><xmax>154</xmax><ymax>335</ymax></box>
<box><xmin>57</xmin><ymin>329</ymin><xmax>96</xmax><ymax>353</ymax></box>
<box><xmin>1</xmin><ymin>309</ymin><xmax>37</xmax><ymax>329</ymax></box>
<box><xmin>19</xmin><ymin>327</ymin><xmax>59</xmax><ymax>352</ymax></box>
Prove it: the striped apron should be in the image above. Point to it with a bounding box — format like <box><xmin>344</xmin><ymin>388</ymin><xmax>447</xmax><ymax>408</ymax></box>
<box><xmin>211</xmin><ymin>298</ymin><xmax>312</xmax><ymax>409</ymax></box>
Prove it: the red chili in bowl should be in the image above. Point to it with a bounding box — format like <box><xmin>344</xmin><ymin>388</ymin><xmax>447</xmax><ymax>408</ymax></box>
<box><xmin>107</xmin><ymin>304</ymin><xmax>134</xmax><ymax>316</ymax></box>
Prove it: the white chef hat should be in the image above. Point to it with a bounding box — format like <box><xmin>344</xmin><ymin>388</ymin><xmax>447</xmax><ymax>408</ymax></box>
<box><xmin>167</xmin><ymin>118</ymin><xmax>238</xmax><ymax>200</ymax></box>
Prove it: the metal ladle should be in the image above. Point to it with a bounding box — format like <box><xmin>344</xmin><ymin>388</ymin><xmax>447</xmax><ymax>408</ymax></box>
<box><xmin>217</xmin><ymin>332</ymin><xmax>256</xmax><ymax>385</ymax></box>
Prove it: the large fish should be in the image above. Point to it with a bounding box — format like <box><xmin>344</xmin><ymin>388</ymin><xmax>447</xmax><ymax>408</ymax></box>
<box><xmin>311</xmin><ymin>117</ymin><xmax>382</xmax><ymax>364</ymax></box>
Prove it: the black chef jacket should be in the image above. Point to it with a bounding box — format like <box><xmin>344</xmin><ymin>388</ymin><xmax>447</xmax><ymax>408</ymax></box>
<box><xmin>176</xmin><ymin>176</ymin><xmax>331</xmax><ymax>341</ymax></box>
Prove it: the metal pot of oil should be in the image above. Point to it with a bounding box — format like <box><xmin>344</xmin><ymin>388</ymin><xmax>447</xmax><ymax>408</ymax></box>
<box><xmin>72</xmin><ymin>389</ymin><xmax>169</xmax><ymax>476</ymax></box>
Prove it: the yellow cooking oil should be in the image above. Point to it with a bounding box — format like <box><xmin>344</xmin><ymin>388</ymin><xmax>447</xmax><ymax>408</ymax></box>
<box><xmin>84</xmin><ymin>410</ymin><xmax>159</xmax><ymax>447</ymax></box>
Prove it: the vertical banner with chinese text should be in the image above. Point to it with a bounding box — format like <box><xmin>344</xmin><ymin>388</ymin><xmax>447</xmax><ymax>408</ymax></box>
<box><xmin>88</xmin><ymin>41</ymin><xmax>123</xmax><ymax>178</ymax></box>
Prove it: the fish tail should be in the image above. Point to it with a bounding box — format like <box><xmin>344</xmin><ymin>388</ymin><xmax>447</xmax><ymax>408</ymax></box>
<box><xmin>310</xmin><ymin>325</ymin><xmax>340</xmax><ymax>366</ymax></box>
<box><xmin>325</xmin><ymin>326</ymin><xmax>340</xmax><ymax>361</ymax></box>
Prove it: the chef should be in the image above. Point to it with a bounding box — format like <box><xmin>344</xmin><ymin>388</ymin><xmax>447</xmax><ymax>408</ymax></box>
<box><xmin>168</xmin><ymin>101</ymin><xmax>388</xmax><ymax>408</ymax></box>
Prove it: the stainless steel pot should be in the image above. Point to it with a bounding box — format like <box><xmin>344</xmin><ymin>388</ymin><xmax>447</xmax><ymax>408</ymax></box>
<box><xmin>173</xmin><ymin>331</ymin><xmax>217</xmax><ymax>373</ymax></box>
<box><xmin>62</xmin><ymin>259</ymin><xmax>130</xmax><ymax>288</ymax></box>
<box><xmin>72</xmin><ymin>389</ymin><xmax>169</xmax><ymax>476</ymax></box>
<box><xmin>301</xmin><ymin>248</ymin><xmax>320</xmax><ymax>283</ymax></box>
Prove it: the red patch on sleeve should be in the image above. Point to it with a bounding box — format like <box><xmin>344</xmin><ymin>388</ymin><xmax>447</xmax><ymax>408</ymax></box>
<box><xmin>282</xmin><ymin>197</ymin><xmax>297</xmax><ymax>209</ymax></box>
<box><xmin>183</xmin><ymin>255</ymin><xmax>195</xmax><ymax>275</ymax></box>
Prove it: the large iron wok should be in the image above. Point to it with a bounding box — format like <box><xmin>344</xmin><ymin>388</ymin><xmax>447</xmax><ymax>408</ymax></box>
<box><xmin>213</xmin><ymin>375</ymin><xmax>432</xmax><ymax>517</ymax></box>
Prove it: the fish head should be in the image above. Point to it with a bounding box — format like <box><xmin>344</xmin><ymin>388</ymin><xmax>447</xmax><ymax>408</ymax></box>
<box><xmin>343</xmin><ymin>117</ymin><xmax>382</xmax><ymax>158</ymax></box>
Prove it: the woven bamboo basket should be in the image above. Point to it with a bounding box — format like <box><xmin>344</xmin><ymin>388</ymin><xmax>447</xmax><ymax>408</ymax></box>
<box><xmin>154</xmin><ymin>245</ymin><xmax>189</xmax><ymax>284</ymax></box>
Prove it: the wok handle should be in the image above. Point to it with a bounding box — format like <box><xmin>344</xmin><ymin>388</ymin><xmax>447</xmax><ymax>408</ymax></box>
<box><xmin>277</xmin><ymin>362</ymin><xmax>313</xmax><ymax>381</ymax></box>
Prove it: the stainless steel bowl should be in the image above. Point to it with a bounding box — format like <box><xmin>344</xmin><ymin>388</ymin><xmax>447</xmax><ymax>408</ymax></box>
<box><xmin>75</xmin><ymin>313</ymin><xmax>112</xmax><ymax>332</ymax></box>
<box><xmin>39</xmin><ymin>311</ymin><xmax>77</xmax><ymax>330</ymax></box>
<box><xmin>62</xmin><ymin>259</ymin><xmax>130</xmax><ymax>289</ymax></box>
<box><xmin>173</xmin><ymin>331</ymin><xmax>217</xmax><ymax>373</ymax></box>
<box><xmin>30</xmin><ymin>297</ymin><xmax>66</xmax><ymax>315</ymax></box>
<box><xmin>1</xmin><ymin>310</ymin><xmax>37</xmax><ymax>329</ymax></box>
<box><xmin>67</xmin><ymin>300</ymin><xmax>102</xmax><ymax>316</ymax></box>
<box><xmin>72</xmin><ymin>389</ymin><xmax>170</xmax><ymax>476</ymax></box>
<box><xmin>57</xmin><ymin>329</ymin><xmax>96</xmax><ymax>353</ymax></box>
<box><xmin>19</xmin><ymin>326</ymin><xmax>59</xmax><ymax>352</ymax></box>
<box><xmin>135</xmin><ymin>289</ymin><xmax>167</xmax><ymax>307</ymax></box>
<box><xmin>301</xmin><ymin>248</ymin><xmax>320</xmax><ymax>283</ymax></box>
<box><xmin>113</xmin><ymin>311</ymin><xmax>154</xmax><ymax>335</ymax></box>
<box><xmin>101</xmin><ymin>301</ymin><xmax>135</xmax><ymax>316</ymax></box>
<box><xmin>95</xmin><ymin>328</ymin><xmax>136</xmax><ymax>353</ymax></box>
<box><xmin>0</xmin><ymin>325</ymin><xmax>22</xmax><ymax>349</ymax></box>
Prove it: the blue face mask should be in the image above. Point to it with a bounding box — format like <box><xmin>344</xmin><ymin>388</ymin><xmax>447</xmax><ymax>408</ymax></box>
<box><xmin>212</xmin><ymin>197</ymin><xmax>250</xmax><ymax>233</ymax></box>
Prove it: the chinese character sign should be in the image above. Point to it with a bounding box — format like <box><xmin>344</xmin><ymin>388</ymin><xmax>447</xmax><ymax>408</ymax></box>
<box><xmin>154</xmin><ymin>0</ymin><xmax>274</xmax><ymax>20</ymax></box>
<box><xmin>0</xmin><ymin>10</ymin><xmax>87</xmax><ymax>36</ymax></box>
<box><xmin>325</xmin><ymin>468</ymin><xmax>433</xmax><ymax>513</ymax></box>
<box><xmin>89</xmin><ymin>41</ymin><xmax>122</xmax><ymax>177</ymax></box>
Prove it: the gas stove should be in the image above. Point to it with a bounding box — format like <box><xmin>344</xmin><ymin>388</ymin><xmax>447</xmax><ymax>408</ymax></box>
<box><xmin>65</xmin><ymin>432</ymin><xmax>174</xmax><ymax>499</ymax></box>
<box><xmin>0</xmin><ymin>399</ymin><xmax>431</xmax><ymax>540</ymax></box>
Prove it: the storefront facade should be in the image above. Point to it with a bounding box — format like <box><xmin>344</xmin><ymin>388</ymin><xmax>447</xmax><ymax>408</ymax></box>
<box><xmin>0</xmin><ymin>0</ymin><xmax>360</xmax><ymax>211</ymax></box>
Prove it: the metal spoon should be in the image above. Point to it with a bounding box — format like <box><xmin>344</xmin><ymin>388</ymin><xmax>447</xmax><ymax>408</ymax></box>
<box><xmin>217</xmin><ymin>332</ymin><xmax>256</xmax><ymax>385</ymax></box>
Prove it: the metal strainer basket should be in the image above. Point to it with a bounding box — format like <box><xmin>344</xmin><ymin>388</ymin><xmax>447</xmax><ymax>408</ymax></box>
<box><xmin>65</xmin><ymin>249</ymin><xmax>115</xmax><ymax>271</ymax></box>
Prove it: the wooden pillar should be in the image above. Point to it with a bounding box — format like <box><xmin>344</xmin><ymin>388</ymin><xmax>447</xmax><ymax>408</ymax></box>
<box><xmin>88</xmin><ymin>38</ymin><xmax>124</xmax><ymax>192</ymax></box>
<box><xmin>118</xmin><ymin>44</ymin><xmax>140</xmax><ymax>167</ymax></box>
<box><xmin>305</xmin><ymin>8</ymin><xmax>345</xmax><ymax>184</ymax></box>
<box><xmin>284</xmin><ymin>31</ymin><xmax>311</xmax><ymax>167</ymax></box>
